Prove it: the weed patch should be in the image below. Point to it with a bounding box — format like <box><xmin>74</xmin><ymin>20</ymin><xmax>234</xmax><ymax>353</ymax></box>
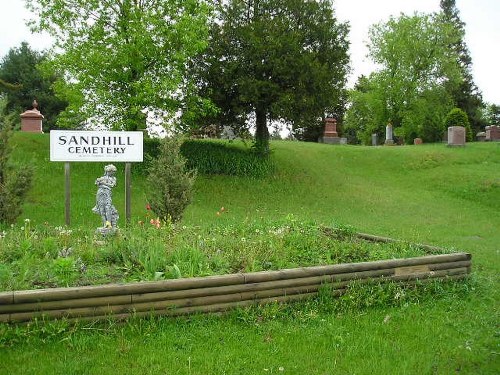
<box><xmin>0</xmin><ymin>217</ymin><xmax>448</xmax><ymax>291</ymax></box>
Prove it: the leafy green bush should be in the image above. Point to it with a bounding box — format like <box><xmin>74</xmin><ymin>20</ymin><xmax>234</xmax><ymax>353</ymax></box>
<box><xmin>444</xmin><ymin>108</ymin><xmax>473</xmax><ymax>141</ymax></box>
<box><xmin>180</xmin><ymin>140</ymin><xmax>274</xmax><ymax>177</ymax></box>
<box><xmin>146</xmin><ymin>137</ymin><xmax>197</xmax><ymax>223</ymax></box>
<box><xmin>0</xmin><ymin>110</ymin><xmax>33</xmax><ymax>224</ymax></box>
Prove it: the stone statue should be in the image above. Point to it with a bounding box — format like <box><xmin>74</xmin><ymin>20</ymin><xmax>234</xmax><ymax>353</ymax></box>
<box><xmin>92</xmin><ymin>164</ymin><xmax>119</xmax><ymax>233</ymax></box>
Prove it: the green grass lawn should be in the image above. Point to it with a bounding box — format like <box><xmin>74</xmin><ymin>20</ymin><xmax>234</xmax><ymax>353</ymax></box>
<box><xmin>1</xmin><ymin>133</ymin><xmax>499</xmax><ymax>374</ymax></box>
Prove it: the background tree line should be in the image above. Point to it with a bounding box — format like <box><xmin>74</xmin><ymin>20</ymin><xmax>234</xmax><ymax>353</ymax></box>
<box><xmin>344</xmin><ymin>0</ymin><xmax>493</xmax><ymax>145</ymax></box>
<box><xmin>1</xmin><ymin>0</ymin><xmax>498</xmax><ymax>150</ymax></box>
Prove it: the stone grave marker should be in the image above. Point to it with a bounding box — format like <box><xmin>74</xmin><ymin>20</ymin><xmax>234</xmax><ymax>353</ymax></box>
<box><xmin>485</xmin><ymin>125</ymin><xmax>500</xmax><ymax>141</ymax></box>
<box><xmin>447</xmin><ymin>126</ymin><xmax>465</xmax><ymax>147</ymax></box>
<box><xmin>384</xmin><ymin>122</ymin><xmax>394</xmax><ymax>145</ymax></box>
<box><xmin>319</xmin><ymin>117</ymin><xmax>346</xmax><ymax>144</ymax></box>
<box><xmin>221</xmin><ymin>125</ymin><xmax>236</xmax><ymax>140</ymax></box>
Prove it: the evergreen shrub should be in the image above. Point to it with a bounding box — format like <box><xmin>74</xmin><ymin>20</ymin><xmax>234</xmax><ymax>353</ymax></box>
<box><xmin>146</xmin><ymin>137</ymin><xmax>196</xmax><ymax>223</ymax></box>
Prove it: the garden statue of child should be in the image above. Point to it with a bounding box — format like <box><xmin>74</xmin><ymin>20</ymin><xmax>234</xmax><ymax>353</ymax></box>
<box><xmin>92</xmin><ymin>164</ymin><xmax>119</xmax><ymax>233</ymax></box>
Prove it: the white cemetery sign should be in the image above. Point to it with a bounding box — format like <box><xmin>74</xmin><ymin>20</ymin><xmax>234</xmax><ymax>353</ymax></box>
<box><xmin>50</xmin><ymin>130</ymin><xmax>143</xmax><ymax>226</ymax></box>
<box><xmin>50</xmin><ymin>130</ymin><xmax>143</xmax><ymax>162</ymax></box>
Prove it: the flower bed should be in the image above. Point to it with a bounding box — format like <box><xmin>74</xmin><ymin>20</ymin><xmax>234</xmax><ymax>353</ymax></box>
<box><xmin>0</xmin><ymin>219</ymin><xmax>471</xmax><ymax>322</ymax></box>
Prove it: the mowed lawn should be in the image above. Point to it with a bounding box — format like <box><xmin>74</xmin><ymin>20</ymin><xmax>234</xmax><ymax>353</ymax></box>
<box><xmin>1</xmin><ymin>133</ymin><xmax>499</xmax><ymax>374</ymax></box>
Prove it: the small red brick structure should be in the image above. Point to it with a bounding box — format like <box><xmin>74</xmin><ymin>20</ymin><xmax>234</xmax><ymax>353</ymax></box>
<box><xmin>485</xmin><ymin>125</ymin><xmax>500</xmax><ymax>141</ymax></box>
<box><xmin>323</xmin><ymin>117</ymin><xmax>338</xmax><ymax>138</ymax></box>
<box><xmin>20</xmin><ymin>100</ymin><xmax>44</xmax><ymax>133</ymax></box>
<box><xmin>319</xmin><ymin>117</ymin><xmax>346</xmax><ymax>144</ymax></box>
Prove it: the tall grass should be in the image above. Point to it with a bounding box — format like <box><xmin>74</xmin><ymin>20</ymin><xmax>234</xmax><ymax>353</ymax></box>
<box><xmin>0</xmin><ymin>217</ymin><xmax>441</xmax><ymax>291</ymax></box>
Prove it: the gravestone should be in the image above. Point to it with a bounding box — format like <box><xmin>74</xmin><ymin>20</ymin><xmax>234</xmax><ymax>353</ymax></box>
<box><xmin>319</xmin><ymin>117</ymin><xmax>347</xmax><ymax>144</ymax></box>
<box><xmin>384</xmin><ymin>123</ymin><xmax>394</xmax><ymax>145</ymax></box>
<box><xmin>20</xmin><ymin>100</ymin><xmax>44</xmax><ymax>133</ymax></box>
<box><xmin>485</xmin><ymin>125</ymin><xmax>500</xmax><ymax>141</ymax></box>
<box><xmin>221</xmin><ymin>125</ymin><xmax>236</xmax><ymax>140</ymax></box>
<box><xmin>414</xmin><ymin>138</ymin><xmax>423</xmax><ymax>145</ymax></box>
<box><xmin>321</xmin><ymin>117</ymin><xmax>340</xmax><ymax>144</ymax></box>
<box><xmin>371</xmin><ymin>133</ymin><xmax>378</xmax><ymax>146</ymax></box>
<box><xmin>447</xmin><ymin>126</ymin><xmax>465</xmax><ymax>147</ymax></box>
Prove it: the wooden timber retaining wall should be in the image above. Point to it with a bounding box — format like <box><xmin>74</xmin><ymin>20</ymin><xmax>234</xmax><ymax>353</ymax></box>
<box><xmin>0</xmin><ymin>252</ymin><xmax>471</xmax><ymax>323</ymax></box>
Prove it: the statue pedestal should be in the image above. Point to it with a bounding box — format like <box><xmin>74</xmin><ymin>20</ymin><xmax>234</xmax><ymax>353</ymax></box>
<box><xmin>96</xmin><ymin>227</ymin><xmax>118</xmax><ymax>236</ymax></box>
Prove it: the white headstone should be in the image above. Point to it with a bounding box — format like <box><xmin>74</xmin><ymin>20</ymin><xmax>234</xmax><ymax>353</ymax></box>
<box><xmin>385</xmin><ymin>124</ymin><xmax>394</xmax><ymax>145</ymax></box>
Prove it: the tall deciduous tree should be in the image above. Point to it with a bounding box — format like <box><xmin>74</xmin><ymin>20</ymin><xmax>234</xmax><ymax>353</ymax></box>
<box><xmin>440</xmin><ymin>0</ymin><xmax>484</xmax><ymax>133</ymax></box>
<box><xmin>198</xmin><ymin>0</ymin><xmax>349</xmax><ymax>152</ymax></box>
<box><xmin>26</xmin><ymin>0</ymin><xmax>213</xmax><ymax>131</ymax></box>
<box><xmin>345</xmin><ymin>12</ymin><xmax>462</xmax><ymax>144</ymax></box>
<box><xmin>0</xmin><ymin>42</ymin><xmax>67</xmax><ymax>130</ymax></box>
<box><xmin>367</xmin><ymin>13</ymin><xmax>462</xmax><ymax>127</ymax></box>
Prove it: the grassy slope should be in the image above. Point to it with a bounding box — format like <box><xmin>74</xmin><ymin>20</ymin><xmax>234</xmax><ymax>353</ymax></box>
<box><xmin>2</xmin><ymin>133</ymin><xmax>499</xmax><ymax>374</ymax></box>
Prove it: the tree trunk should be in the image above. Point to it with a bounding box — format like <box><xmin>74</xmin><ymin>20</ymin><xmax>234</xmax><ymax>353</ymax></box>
<box><xmin>254</xmin><ymin>107</ymin><xmax>269</xmax><ymax>155</ymax></box>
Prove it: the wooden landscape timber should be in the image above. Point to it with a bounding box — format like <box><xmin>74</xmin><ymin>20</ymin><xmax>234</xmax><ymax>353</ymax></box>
<box><xmin>0</xmin><ymin>252</ymin><xmax>471</xmax><ymax>323</ymax></box>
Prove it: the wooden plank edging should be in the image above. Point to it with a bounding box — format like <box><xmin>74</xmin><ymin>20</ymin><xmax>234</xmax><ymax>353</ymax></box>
<box><xmin>0</xmin><ymin>252</ymin><xmax>471</xmax><ymax>323</ymax></box>
<box><xmin>1</xmin><ymin>252</ymin><xmax>470</xmax><ymax>304</ymax></box>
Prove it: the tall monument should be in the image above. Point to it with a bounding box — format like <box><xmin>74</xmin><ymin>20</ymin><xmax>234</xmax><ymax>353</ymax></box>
<box><xmin>384</xmin><ymin>122</ymin><xmax>394</xmax><ymax>145</ymax></box>
<box><xmin>319</xmin><ymin>116</ymin><xmax>346</xmax><ymax>144</ymax></box>
<box><xmin>20</xmin><ymin>100</ymin><xmax>44</xmax><ymax>133</ymax></box>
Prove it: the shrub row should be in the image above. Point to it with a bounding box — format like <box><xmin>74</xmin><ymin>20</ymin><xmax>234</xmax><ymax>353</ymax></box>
<box><xmin>143</xmin><ymin>138</ymin><xmax>274</xmax><ymax>178</ymax></box>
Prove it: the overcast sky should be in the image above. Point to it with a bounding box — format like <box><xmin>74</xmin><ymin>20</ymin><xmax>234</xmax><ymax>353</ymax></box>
<box><xmin>1</xmin><ymin>0</ymin><xmax>499</xmax><ymax>104</ymax></box>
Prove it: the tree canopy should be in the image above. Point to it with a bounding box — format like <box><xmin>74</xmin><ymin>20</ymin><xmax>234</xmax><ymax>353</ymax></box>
<box><xmin>0</xmin><ymin>42</ymin><xmax>67</xmax><ymax>130</ymax></box>
<box><xmin>344</xmin><ymin>12</ymin><xmax>463</xmax><ymax>144</ymax></box>
<box><xmin>26</xmin><ymin>0</ymin><xmax>213</xmax><ymax>131</ymax></box>
<box><xmin>197</xmin><ymin>0</ymin><xmax>350</xmax><ymax>152</ymax></box>
<box><xmin>440</xmin><ymin>0</ymin><xmax>484</xmax><ymax>133</ymax></box>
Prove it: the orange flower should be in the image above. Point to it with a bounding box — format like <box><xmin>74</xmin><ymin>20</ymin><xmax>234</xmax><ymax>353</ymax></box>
<box><xmin>150</xmin><ymin>218</ymin><xmax>160</xmax><ymax>228</ymax></box>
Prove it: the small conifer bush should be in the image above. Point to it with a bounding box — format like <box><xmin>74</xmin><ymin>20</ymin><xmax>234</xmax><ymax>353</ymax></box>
<box><xmin>146</xmin><ymin>136</ymin><xmax>196</xmax><ymax>222</ymax></box>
